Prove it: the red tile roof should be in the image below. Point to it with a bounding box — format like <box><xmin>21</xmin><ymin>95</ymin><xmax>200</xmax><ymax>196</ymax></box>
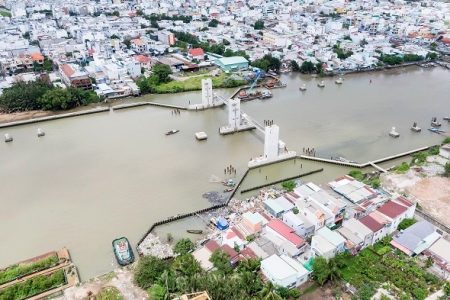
<box><xmin>359</xmin><ymin>215</ymin><xmax>384</xmax><ymax>232</ymax></box>
<box><xmin>394</xmin><ymin>196</ymin><xmax>414</xmax><ymax>208</ymax></box>
<box><xmin>205</xmin><ymin>240</ymin><xmax>220</xmax><ymax>253</ymax></box>
<box><xmin>60</xmin><ymin>64</ymin><xmax>75</xmax><ymax>77</ymax></box>
<box><xmin>189</xmin><ymin>48</ymin><xmax>204</xmax><ymax>57</ymax></box>
<box><xmin>377</xmin><ymin>201</ymin><xmax>408</xmax><ymax>219</ymax></box>
<box><xmin>268</xmin><ymin>219</ymin><xmax>305</xmax><ymax>247</ymax></box>
<box><xmin>240</xmin><ymin>247</ymin><xmax>258</xmax><ymax>259</ymax></box>
<box><xmin>231</xmin><ymin>227</ymin><xmax>245</xmax><ymax>240</ymax></box>
<box><xmin>133</xmin><ymin>55</ymin><xmax>152</xmax><ymax>63</ymax></box>
<box><xmin>220</xmin><ymin>244</ymin><xmax>238</xmax><ymax>258</ymax></box>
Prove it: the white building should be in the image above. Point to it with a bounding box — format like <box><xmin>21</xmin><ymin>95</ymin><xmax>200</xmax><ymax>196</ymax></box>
<box><xmin>282</xmin><ymin>211</ymin><xmax>305</xmax><ymax>237</ymax></box>
<box><xmin>261</xmin><ymin>254</ymin><xmax>310</xmax><ymax>289</ymax></box>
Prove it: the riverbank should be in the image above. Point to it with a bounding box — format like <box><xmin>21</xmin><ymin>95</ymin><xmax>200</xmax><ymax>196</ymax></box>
<box><xmin>150</xmin><ymin>72</ymin><xmax>246</xmax><ymax>94</ymax></box>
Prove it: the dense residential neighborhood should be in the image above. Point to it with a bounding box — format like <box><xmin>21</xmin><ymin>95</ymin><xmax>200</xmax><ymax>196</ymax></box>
<box><xmin>2</xmin><ymin>0</ymin><xmax>450</xmax><ymax>299</ymax></box>
<box><xmin>1</xmin><ymin>0</ymin><xmax>449</xmax><ymax>99</ymax></box>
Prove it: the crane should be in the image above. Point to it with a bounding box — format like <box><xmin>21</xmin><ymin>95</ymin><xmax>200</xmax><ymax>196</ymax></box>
<box><xmin>239</xmin><ymin>71</ymin><xmax>261</xmax><ymax>99</ymax></box>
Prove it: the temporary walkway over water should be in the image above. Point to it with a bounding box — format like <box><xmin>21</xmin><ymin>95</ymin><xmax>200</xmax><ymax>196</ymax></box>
<box><xmin>300</xmin><ymin>145</ymin><xmax>430</xmax><ymax>169</ymax></box>
<box><xmin>215</xmin><ymin>93</ymin><xmax>266</xmax><ymax>135</ymax></box>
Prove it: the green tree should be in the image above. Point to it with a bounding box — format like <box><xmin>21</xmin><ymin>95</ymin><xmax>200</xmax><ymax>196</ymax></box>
<box><xmin>291</xmin><ymin>60</ymin><xmax>301</xmax><ymax>72</ymax></box>
<box><xmin>134</xmin><ymin>255</ymin><xmax>168</xmax><ymax>289</ymax></box>
<box><xmin>208</xmin><ymin>19</ymin><xmax>219</xmax><ymax>27</ymax></box>
<box><xmin>171</xmin><ymin>254</ymin><xmax>202</xmax><ymax>277</ymax></box>
<box><xmin>281</xmin><ymin>180</ymin><xmax>296</xmax><ymax>192</ymax></box>
<box><xmin>348</xmin><ymin>170</ymin><xmax>364</xmax><ymax>181</ymax></box>
<box><xmin>359</xmin><ymin>285</ymin><xmax>374</xmax><ymax>300</ymax></box>
<box><xmin>289</xmin><ymin>288</ymin><xmax>300</xmax><ymax>299</ymax></box>
<box><xmin>152</xmin><ymin>63</ymin><xmax>173</xmax><ymax>83</ymax></box>
<box><xmin>173</xmin><ymin>238</ymin><xmax>194</xmax><ymax>256</ymax></box>
<box><xmin>209</xmin><ymin>249</ymin><xmax>233</xmax><ymax>275</ymax></box>
<box><xmin>112</xmin><ymin>10</ymin><xmax>120</xmax><ymax>17</ymax></box>
<box><xmin>23</xmin><ymin>31</ymin><xmax>30</xmax><ymax>39</ymax></box>
<box><xmin>312</xmin><ymin>256</ymin><xmax>330</xmax><ymax>286</ymax></box>
<box><xmin>275</xmin><ymin>286</ymin><xmax>289</xmax><ymax>298</ymax></box>
<box><xmin>123</xmin><ymin>39</ymin><xmax>131</xmax><ymax>49</ymax></box>
<box><xmin>397</xmin><ymin>218</ymin><xmax>417</xmax><ymax>230</ymax></box>
<box><xmin>0</xmin><ymin>79</ymin><xmax>54</xmax><ymax>112</ymax></box>
<box><xmin>316</xmin><ymin>62</ymin><xmax>323</xmax><ymax>74</ymax></box>
<box><xmin>43</xmin><ymin>59</ymin><xmax>53</xmax><ymax>71</ymax></box>
<box><xmin>110</xmin><ymin>34</ymin><xmax>120</xmax><ymax>39</ymax></box>
<box><xmin>425</xmin><ymin>256</ymin><xmax>434</xmax><ymax>268</ymax></box>
<box><xmin>444</xmin><ymin>282</ymin><xmax>450</xmax><ymax>296</ymax></box>
<box><xmin>147</xmin><ymin>284</ymin><xmax>167</xmax><ymax>300</ymax></box>
<box><xmin>444</xmin><ymin>162</ymin><xmax>450</xmax><ymax>177</ymax></box>
<box><xmin>254</xmin><ymin>19</ymin><xmax>264</xmax><ymax>30</ymax></box>
<box><xmin>300</xmin><ymin>61</ymin><xmax>315</xmax><ymax>73</ymax></box>
<box><xmin>426</xmin><ymin>52</ymin><xmax>437</xmax><ymax>59</ymax></box>
<box><xmin>258</xmin><ymin>281</ymin><xmax>283</xmax><ymax>300</ymax></box>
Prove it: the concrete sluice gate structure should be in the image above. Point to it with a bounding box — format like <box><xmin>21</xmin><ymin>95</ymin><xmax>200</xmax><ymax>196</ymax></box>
<box><xmin>188</xmin><ymin>78</ymin><xmax>224</xmax><ymax>110</ymax></box>
<box><xmin>248</xmin><ymin>124</ymin><xmax>297</xmax><ymax>168</ymax></box>
<box><xmin>219</xmin><ymin>97</ymin><xmax>255</xmax><ymax>134</ymax></box>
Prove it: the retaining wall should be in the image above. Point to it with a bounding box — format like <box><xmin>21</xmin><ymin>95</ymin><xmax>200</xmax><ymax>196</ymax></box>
<box><xmin>0</xmin><ymin>108</ymin><xmax>110</xmax><ymax>129</ymax></box>
<box><xmin>414</xmin><ymin>210</ymin><xmax>450</xmax><ymax>238</ymax></box>
<box><xmin>240</xmin><ymin>168</ymin><xmax>324</xmax><ymax>194</ymax></box>
<box><xmin>113</xmin><ymin>102</ymin><xmax>187</xmax><ymax>111</ymax></box>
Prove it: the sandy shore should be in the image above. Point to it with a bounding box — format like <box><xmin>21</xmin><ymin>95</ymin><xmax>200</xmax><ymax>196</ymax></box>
<box><xmin>0</xmin><ymin>110</ymin><xmax>57</xmax><ymax>124</ymax></box>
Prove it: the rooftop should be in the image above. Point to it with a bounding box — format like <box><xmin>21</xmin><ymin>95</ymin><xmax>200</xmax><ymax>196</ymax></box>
<box><xmin>359</xmin><ymin>215</ymin><xmax>384</xmax><ymax>232</ymax></box>
<box><xmin>377</xmin><ymin>201</ymin><xmax>408</xmax><ymax>219</ymax></box>
<box><xmin>317</xmin><ymin>227</ymin><xmax>345</xmax><ymax>246</ymax></box>
<box><xmin>261</xmin><ymin>254</ymin><xmax>296</xmax><ymax>280</ymax></box>
<box><xmin>216</xmin><ymin>56</ymin><xmax>249</xmax><ymax>65</ymax></box>
<box><xmin>267</xmin><ymin>219</ymin><xmax>305</xmax><ymax>247</ymax></box>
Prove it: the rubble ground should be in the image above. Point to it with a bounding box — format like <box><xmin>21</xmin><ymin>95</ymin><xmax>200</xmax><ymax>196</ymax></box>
<box><xmin>381</xmin><ymin>155</ymin><xmax>450</xmax><ymax>227</ymax></box>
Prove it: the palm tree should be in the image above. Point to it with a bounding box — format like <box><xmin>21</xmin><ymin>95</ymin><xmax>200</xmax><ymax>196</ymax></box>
<box><xmin>328</xmin><ymin>259</ymin><xmax>342</xmax><ymax>283</ymax></box>
<box><xmin>239</xmin><ymin>270</ymin><xmax>263</xmax><ymax>296</ymax></box>
<box><xmin>258</xmin><ymin>281</ymin><xmax>283</xmax><ymax>300</ymax></box>
<box><xmin>172</xmin><ymin>254</ymin><xmax>203</xmax><ymax>277</ymax></box>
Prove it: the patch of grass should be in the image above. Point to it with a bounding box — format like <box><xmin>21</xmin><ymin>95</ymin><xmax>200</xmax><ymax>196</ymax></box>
<box><xmin>154</xmin><ymin>73</ymin><xmax>246</xmax><ymax>93</ymax></box>
<box><xmin>392</xmin><ymin>162</ymin><xmax>410</xmax><ymax>173</ymax></box>
<box><xmin>300</xmin><ymin>282</ymin><xmax>319</xmax><ymax>296</ymax></box>
<box><xmin>0</xmin><ymin>11</ymin><xmax>11</xmax><ymax>17</ymax></box>
<box><xmin>95</xmin><ymin>287</ymin><xmax>124</xmax><ymax>300</ymax></box>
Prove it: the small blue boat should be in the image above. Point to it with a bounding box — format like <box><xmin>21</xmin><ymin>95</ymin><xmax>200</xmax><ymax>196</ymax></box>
<box><xmin>428</xmin><ymin>128</ymin><xmax>440</xmax><ymax>133</ymax></box>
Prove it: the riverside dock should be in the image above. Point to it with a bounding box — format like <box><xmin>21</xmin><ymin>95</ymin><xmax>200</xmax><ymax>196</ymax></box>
<box><xmin>0</xmin><ymin>107</ymin><xmax>110</xmax><ymax>129</ymax></box>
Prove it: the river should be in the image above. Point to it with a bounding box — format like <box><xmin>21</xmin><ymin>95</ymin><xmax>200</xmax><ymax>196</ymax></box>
<box><xmin>0</xmin><ymin>65</ymin><xmax>449</xmax><ymax>280</ymax></box>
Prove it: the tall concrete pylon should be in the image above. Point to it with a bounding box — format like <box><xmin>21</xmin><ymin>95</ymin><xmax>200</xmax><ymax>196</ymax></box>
<box><xmin>201</xmin><ymin>78</ymin><xmax>213</xmax><ymax>107</ymax></box>
<box><xmin>228</xmin><ymin>98</ymin><xmax>242</xmax><ymax>130</ymax></box>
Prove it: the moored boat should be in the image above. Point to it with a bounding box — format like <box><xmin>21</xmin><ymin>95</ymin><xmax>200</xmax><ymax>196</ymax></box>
<box><xmin>222</xmin><ymin>179</ymin><xmax>236</xmax><ymax>187</ymax></box>
<box><xmin>223</xmin><ymin>188</ymin><xmax>234</xmax><ymax>193</ymax></box>
<box><xmin>299</xmin><ymin>84</ymin><xmax>306</xmax><ymax>91</ymax></box>
<box><xmin>317</xmin><ymin>81</ymin><xmax>325</xmax><ymax>88</ymax></box>
<box><xmin>112</xmin><ymin>237</ymin><xmax>134</xmax><ymax>266</ymax></box>
<box><xmin>335</xmin><ymin>78</ymin><xmax>343</xmax><ymax>84</ymax></box>
<box><xmin>187</xmin><ymin>230</ymin><xmax>203</xmax><ymax>234</ymax></box>
<box><xmin>165</xmin><ymin>129</ymin><xmax>179</xmax><ymax>135</ymax></box>
<box><xmin>443</xmin><ymin>117</ymin><xmax>450</xmax><ymax>121</ymax></box>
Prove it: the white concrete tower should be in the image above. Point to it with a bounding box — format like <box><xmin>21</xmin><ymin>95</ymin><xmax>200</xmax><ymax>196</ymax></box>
<box><xmin>228</xmin><ymin>98</ymin><xmax>242</xmax><ymax>129</ymax></box>
<box><xmin>264</xmin><ymin>125</ymin><xmax>280</xmax><ymax>159</ymax></box>
<box><xmin>201</xmin><ymin>78</ymin><xmax>213</xmax><ymax>107</ymax></box>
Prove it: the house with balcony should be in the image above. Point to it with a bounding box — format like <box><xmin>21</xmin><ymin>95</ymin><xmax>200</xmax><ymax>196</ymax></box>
<box><xmin>341</xmin><ymin>218</ymin><xmax>373</xmax><ymax>249</ymax></box>
<box><xmin>376</xmin><ymin>201</ymin><xmax>409</xmax><ymax>234</ymax></box>
<box><xmin>265</xmin><ymin>219</ymin><xmax>306</xmax><ymax>257</ymax></box>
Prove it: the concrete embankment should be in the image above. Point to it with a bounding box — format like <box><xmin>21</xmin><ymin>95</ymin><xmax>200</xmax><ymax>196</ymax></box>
<box><xmin>0</xmin><ymin>108</ymin><xmax>110</xmax><ymax>129</ymax></box>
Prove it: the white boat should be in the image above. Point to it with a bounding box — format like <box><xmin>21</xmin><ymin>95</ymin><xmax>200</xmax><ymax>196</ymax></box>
<box><xmin>4</xmin><ymin>134</ymin><xmax>13</xmax><ymax>142</ymax></box>
<box><xmin>431</xmin><ymin>117</ymin><xmax>441</xmax><ymax>127</ymax></box>
<box><xmin>317</xmin><ymin>81</ymin><xmax>325</xmax><ymax>88</ymax></box>
<box><xmin>37</xmin><ymin>128</ymin><xmax>45</xmax><ymax>137</ymax></box>
<box><xmin>335</xmin><ymin>78</ymin><xmax>343</xmax><ymax>84</ymax></box>
<box><xmin>389</xmin><ymin>127</ymin><xmax>400</xmax><ymax>137</ymax></box>
<box><xmin>299</xmin><ymin>84</ymin><xmax>306</xmax><ymax>91</ymax></box>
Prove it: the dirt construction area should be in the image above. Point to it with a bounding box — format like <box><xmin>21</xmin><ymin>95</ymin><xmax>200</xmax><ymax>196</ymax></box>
<box><xmin>55</xmin><ymin>266</ymin><xmax>147</xmax><ymax>300</ymax></box>
<box><xmin>381</xmin><ymin>155</ymin><xmax>450</xmax><ymax>227</ymax></box>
